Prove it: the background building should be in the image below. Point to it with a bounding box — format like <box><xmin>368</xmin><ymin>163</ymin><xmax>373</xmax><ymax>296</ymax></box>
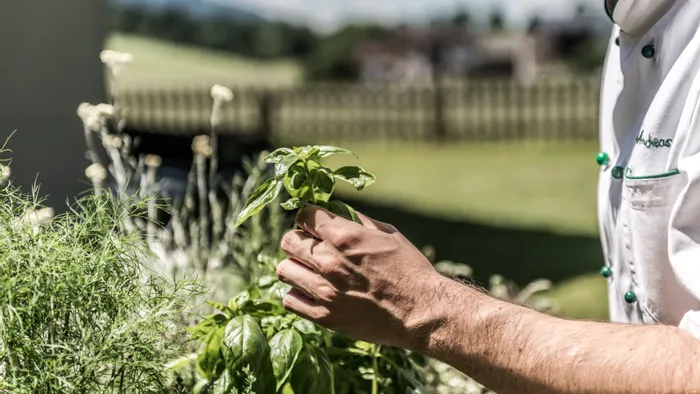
<box><xmin>0</xmin><ymin>0</ymin><xmax>108</xmax><ymax>210</ymax></box>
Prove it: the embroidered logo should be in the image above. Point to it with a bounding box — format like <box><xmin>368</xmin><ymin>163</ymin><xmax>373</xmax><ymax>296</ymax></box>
<box><xmin>636</xmin><ymin>130</ymin><xmax>672</xmax><ymax>149</ymax></box>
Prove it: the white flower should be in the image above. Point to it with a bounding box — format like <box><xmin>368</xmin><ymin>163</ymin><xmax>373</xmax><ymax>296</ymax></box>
<box><xmin>105</xmin><ymin>135</ymin><xmax>123</xmax><ymax>149</ymax></box>
<box><xmin>210</xmin><ymin>85</ymin><xmax>233</xmax><ymax>127</ymax></box>
<box><xmin>192</xmin><ymin>135</ymin><xmax>213</xmax><ymax>158</ymax></box>
<box><xmin>85</xmin><ymin>163</ymin><xmax>107</xmax><ymax>182</ymax></box>
<box><xmin>95</xmin><ymin>103</ymin><xmax>116</xmax><ymax>117</ymax></box>
<box><xmin>77</xmin><ymin>103</ymin><xmax>114</xmax><ymax>132</ymax></box>
<box><xmin>144</xmin><ymin>154</ymin><xmax>162</xmax><ymax>168</ymax></box>
<box><xmin>100</xmin><ymin>50</ymin><xmax>133</xmax><ymax>77</ymax></box>
<box><xmin>211</xmin><ymin>84</ymin><xmax>233</xmax><ymax>103</ymax></box>
<box><xmin>0</xmin><ymin>165</ymin><xmax>10</xmax><ymax>184</ymax></box>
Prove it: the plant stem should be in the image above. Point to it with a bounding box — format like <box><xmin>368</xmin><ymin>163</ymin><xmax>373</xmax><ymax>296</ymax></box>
<box><xmin>372</xmin><ymin>344</ymin><xmax>381</xmax><ymax>394</ymax></box>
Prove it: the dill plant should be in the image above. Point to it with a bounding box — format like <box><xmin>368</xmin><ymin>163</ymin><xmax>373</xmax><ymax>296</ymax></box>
<box><xmin>0</xmin><ymin>177</ymin><xmax>201</xmax><ymax>393</ymax></box>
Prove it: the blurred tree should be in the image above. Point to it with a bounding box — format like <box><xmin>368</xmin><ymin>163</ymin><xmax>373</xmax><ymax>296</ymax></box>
<box><xmin>566</xmin><ymin>37</ymin><xmax>608</xmax><ymax>73</ymax></box>
<box><xmin>489</xmin><ymin>9</ymin><xmax>505</xmax><ymax>31</ymax></box>
<box><xmin>452</xmin><ymin>9</ymin><xmax>471</xmax><ymax>27</ymax></box>
<box><xmin>303</xmin><ymin>24</ymin><xmax>390</xmax><ymax>82</ymax></box>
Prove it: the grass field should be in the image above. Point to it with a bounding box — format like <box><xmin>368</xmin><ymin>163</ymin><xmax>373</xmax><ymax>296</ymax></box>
<box><xmin>323</xmin><ymin>141</ymin><xmax>609</xmax><ymax>320</ymax></box>
<box><xmin>105</xmin><ymin>33</ymin><xmax>303</xmax><ymax>88</ymax></box>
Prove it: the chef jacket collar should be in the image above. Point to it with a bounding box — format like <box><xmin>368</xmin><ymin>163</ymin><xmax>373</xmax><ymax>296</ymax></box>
<box><xmin>606</xmin><ymin>0</ymin><xmax>679</xmax><ymax>35</ymax></box>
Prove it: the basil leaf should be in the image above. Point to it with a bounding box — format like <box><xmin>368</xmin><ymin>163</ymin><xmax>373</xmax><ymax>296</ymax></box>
<box><xmin>290</xmin><ymin>346</ymin><xmax>335</xmax><ymax>394</ymax></box>
<box><xmin>326</xmin><ymin>200</ymin><xmax>362</xmax><ymax>224</ymax></box>
<box><xmin>212</xmin><ymin>369</ymin><xmax>234</xmax><ymax>394</ymax></box>
<box><xmin>222</xmin><ymin>316</ymin><xmax>274</xmax><ymax>393</ymax></box>
<box><xmin>311</xmin><ymin>146</ymin><xmax>355</xmax><ymax>160</ymax></box>
<box><xmin>270</xmin><ymin>329</ymin><xmax>303</xmax><ymax>391</ymax></box>
<box><xmin>275</xmin><ymin>156</ymin><xmax>299</xmax><ymax>177</ymax></box>
<box><xmin>267</xmin><ymin>280</ymin><xmax>291</xmax><ymax>300</ymax></box>
<box><xmin>283</xmin><ymin>162</ymin><xmax>311</xmax><ymax>199</ymax></box>
<box><xmin>310</xmin><ymin>168</ymin><xmax>335</xmax><ymax>204</ymax></box>
<box><xmin>206</xmin><ymin>301</ymin><xmax>236</xmax><ymax>318</ymax></box>
<box><xmin>333</xmin><ymin>166</ymin><xmax>376</xmax><ymax>191</ymax></box>
<box><xmin>292</xmin><ymin>319</ymin><xmax>317</xmax><ymax>336</ymax></box>
<box><xmin>235</xmin><ymin>177</ymin><xmax>284</xmax><ymax>227</ymax></box>
<box><xmin>239</xmin><ymin>299</ymin><xmax>285</xmax><ymax>317</ymax></box>
<box><xmin>281</xmin><ymin>197</ymin><xmax>305</xmax><ymax>211</ymax></box>
<box><xmin>265</xmin><ymin>148</ymin><xmax>296</xmax><ymax>164</ymax></box>
<box><xmin>196</xmin><ymin>326</ymin><xmax>226</xmax><ymax>380</ymax></box>
<box><xmin>189</xmin><ymin>314</ymin><xmax>229</xmax><ymax>340</ymax></box>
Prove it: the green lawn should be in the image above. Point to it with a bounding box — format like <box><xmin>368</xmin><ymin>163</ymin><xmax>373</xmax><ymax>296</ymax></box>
<box><xmin>105</xmin><ymin>33</ymin><xmax>303</xmax><ymax>88</ymax></box>
<box><xmin>326</xmin><ymin>141</ymin><xmax>600</xmax><ymax>236</ymax></box>
<box><xmin>322</xmin><ymin>140</ymin><xmax>609</xmax><ymax>319</ymax></box>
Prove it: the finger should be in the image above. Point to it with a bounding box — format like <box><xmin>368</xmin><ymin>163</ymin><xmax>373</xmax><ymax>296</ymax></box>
<box><xmin>355</xmin><ymin>211</ymin><xmax>397</xmax><ymax>234</ymax></box>
<box><xmin>276</xmin><ymin>258</ymin><xmax>336</xmax><ymax>301</ymax></box>
<box><xmin>281</xmin><ymin>230</ymin><xmax>322</xmax><ymax>271</ymax></box>
<box><xmin>296</xmin><ymin>204</ymin><xmax>353</xmax><ymax>241</ymax></box>
<box><xmin>282</xmin><ymin>288</ymin><xmax>331</xmax><ymax>324</ymax></box>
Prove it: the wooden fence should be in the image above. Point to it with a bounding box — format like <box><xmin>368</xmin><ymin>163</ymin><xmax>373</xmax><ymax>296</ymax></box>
<box><xmin>117</xmin><ymin>76</ymin><xmax>602</xmax><ymax>143</ymax></box>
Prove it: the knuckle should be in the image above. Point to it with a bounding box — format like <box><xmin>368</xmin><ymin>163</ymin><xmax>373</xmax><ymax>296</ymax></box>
<box><xmin>329</xmin><ymin>228</ymin><xmax>361</xmax><ymax>249</ymax></box>
<box><xmin>315</xmin><ymin>285</ymin><xmax>338</xmax><ymax>303</ymax></box>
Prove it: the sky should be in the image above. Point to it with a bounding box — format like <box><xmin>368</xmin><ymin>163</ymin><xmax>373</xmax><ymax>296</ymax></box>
<box><xmin>216</xmin><ymin>0</ymin><xmax>603</xmax><ymax>32</ymax></box>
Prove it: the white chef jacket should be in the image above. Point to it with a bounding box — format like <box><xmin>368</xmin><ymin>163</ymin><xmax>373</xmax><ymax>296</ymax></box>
<box><xmin>599</xmin><ymin>0</ymin><xmax>700</xmax><ymax>336</ymax></box>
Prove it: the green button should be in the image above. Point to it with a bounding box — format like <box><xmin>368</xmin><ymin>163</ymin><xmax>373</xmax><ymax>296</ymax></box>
<box><xmin>600</xmin><ymin>266</ymin><xmax>612</xmax><ymax>278</ymax></box>
<box><xmin>642</xmin><ymin>44</ymin><xmax>656</xmax><ymax>58</ymax></box>
<box><xmin>596</xmin><ymin>152</ymin><xmax>610</xmax><ymax>166</ymax></box>
<box><xmin>611</xmin><ymin>166</ymin><xmax>624</xmax><ymax>179</ymax></box>
<box><xmin>624</xmin><ymin>291</ymin><xmax>637</xmax><ymax>304</ymax></box>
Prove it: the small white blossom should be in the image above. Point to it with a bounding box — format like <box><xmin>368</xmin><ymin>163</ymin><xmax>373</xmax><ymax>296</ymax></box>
<box><xmin>0</xmin><ymin>165</ymin><xmax>10</xmax><ymax>184</ymax></box>
<box><xmin>211</xmin><ymin>84</ymin><xmax>233</xmax><ymax>103</ymax></box>
<box><xmin>85</xmin><ymin>163</ymin><xmax>107</xmax><ymax>182</ymax></box>
<box><xmin>77</xmin><ymin>103</ymin><xmax>114</xmax><ymax>132</ymax></box>
<box><xmin>192</xmin><ymin>135</ymin><xmax>213</xmax><ymax>158</ymax></box>
<box><xmin>104</xmin><ymin>135</ymin><xmax>123</xmax><ymax>149</ymax></box>
<box><xmin>210</xmin><ymin>84</ymin><xmax>233</xmax><ymax>127</ymax></box>
<box><xmin>145</xmin><ymin>154</ymin><xmax>163</xmax><ymax>168</ymax></box>
<box><xmin>95</xmin><ymin>103</ymin><xmax>116</xmax><ymax>117</ymax></box>
<box><xmin>100</xmin><ymin>50</ymin><xmax>133</xmax><ymax>77</ymax></box>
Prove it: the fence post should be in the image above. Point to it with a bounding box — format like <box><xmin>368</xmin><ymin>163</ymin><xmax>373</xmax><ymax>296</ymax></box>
<box><xmin>258</xmin><ymin>90</ymin><xmax>274</xmax><ymax>141</ymax></box>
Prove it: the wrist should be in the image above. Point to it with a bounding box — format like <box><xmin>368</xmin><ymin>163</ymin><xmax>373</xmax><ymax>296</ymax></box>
<box><xmin>408</xmin><ymin>277</ymin><xmax>511</xmax><ymax>362</ymax></box>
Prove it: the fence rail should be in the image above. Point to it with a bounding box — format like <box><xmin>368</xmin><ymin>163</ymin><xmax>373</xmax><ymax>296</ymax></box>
<box><xmin>117</xmin><ymin>76</ymin><xmax>602</xmax><ymax>143</ymax></box>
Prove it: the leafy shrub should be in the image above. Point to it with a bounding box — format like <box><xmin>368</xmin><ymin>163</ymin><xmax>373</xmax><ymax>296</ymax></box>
<box><xmin>0</xmin><ymin>179</ymin><xmax>201</xmax><ymax>393</ymax></box>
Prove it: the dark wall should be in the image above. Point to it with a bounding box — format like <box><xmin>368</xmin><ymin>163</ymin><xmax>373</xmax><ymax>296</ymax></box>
<box><xmin>0</xmin><ymin>0</ymin><xmax>108</xmax><ymax>210</ymax></box>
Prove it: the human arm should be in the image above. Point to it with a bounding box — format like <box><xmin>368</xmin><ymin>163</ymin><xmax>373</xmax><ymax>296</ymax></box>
<box><xmin>277</xmin><ymin>205</ymin><xmax>700</xmax><ymax>394</ymax></box>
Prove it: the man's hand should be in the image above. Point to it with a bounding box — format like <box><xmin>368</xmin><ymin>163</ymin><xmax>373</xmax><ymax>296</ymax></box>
<box><xmin>277</xmin><ymin>206</ymin><xmax>700</xmax><ymax>394</ymax></box>
<box><xmin>277</xmin><ymin>204</ymin><xmax>448</xmax><ymax>349</ymax></box>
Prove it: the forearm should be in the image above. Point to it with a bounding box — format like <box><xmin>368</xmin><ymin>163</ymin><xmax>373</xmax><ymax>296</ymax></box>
<box><xmin>417</xmin><ymin>278</ymin><xmax>700</xmax><ymax>394</ymax></box>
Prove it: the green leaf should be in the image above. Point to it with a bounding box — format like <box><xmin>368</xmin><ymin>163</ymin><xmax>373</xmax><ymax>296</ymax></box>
<box><xmin>239</xmin><ymin>299</ymin><xmax>285</xmax><ymax>317</ymax></box>
<box><xmin>196</xmin><ymin>326</ymin><xmax>226</xmax><ymax>380</ymax></box>
<box><xmin>235</xmin><ymin>177</ymin><xmax>284</xmax><ymax>227</ymax></box>
<box><xmin>326</xmin><ymin>200</ymin><xmax>362</xmax><ymax>224</ymax></box>
<box><xmin>333</xmin><ymin>166</ymin><xmax>376</xmax><ymax>191</ymax></box>
<box><xmin>165</xmin><ymin>353</ymin><xmax>197</xmax><ymax>371</ymax></box>
<box><xmin>310</xmin><ymin>168</ymin><xmax>335</xmax><ymax>204</ymax></box>
<box><xmin>270</xmin><ymin>329</ymin><xmax>304</xmax><ymax>391</ymax></box>
<box><xmin>222</xmin><ymin>316</ymin><xmax>273</xmax><ymax>393</ymax></box>
<box><xmin>267</xmin><ymin>280</ymin><xmax>292</xmax><ymax>300</ymax></box>
<box><xmin>207</xmin><ymin>301</ymin><xmax>236</xmax><ymax>318</ymax></box>
<box><xmin>189</xmin><ymin>314</ymin><xmax>229</xmax><ymax>340</ymax></box>
<box><xmin>292</xmin><ymin>319</ymin><xmax>317</xmax><ymax>336</ymax></box>
<box><xmin>265</xmin><ymin>148</ymin><xmax>296</xmax><ymax>164</ymax></box>
<box><xmin>281</xmin><ymin>197</ymin><xmax>305</xmax><ymax>211</ymax></box>
<box><xmin>290</xmin><ymin>346</ymin><xmax>335</xmax><ymax>394</ymax></box>
<box><xmin>311</xmin><ymin>146</ymin><xmax>356</xmax><ymax>160</ymax></box>
<box><xmin>283</xmin><ymin>162</ymin><xmax>311</xmax><ymax>199</ymax></box>
<box><xmin>275</xmin><ymin>156</ymin><xmax>300</xmax><ymax>178</ymax></box>
<box><xmin>212</xmin><ymin>369</ymin><xmax>234</xmax><ymax>394</ymax></box>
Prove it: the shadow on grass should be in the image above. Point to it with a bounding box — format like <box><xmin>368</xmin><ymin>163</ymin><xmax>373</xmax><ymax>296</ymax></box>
<box><xmin>343</xmin><ymin>197</ymin><xmax>604</xmax><ymax>288</ymax></box>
